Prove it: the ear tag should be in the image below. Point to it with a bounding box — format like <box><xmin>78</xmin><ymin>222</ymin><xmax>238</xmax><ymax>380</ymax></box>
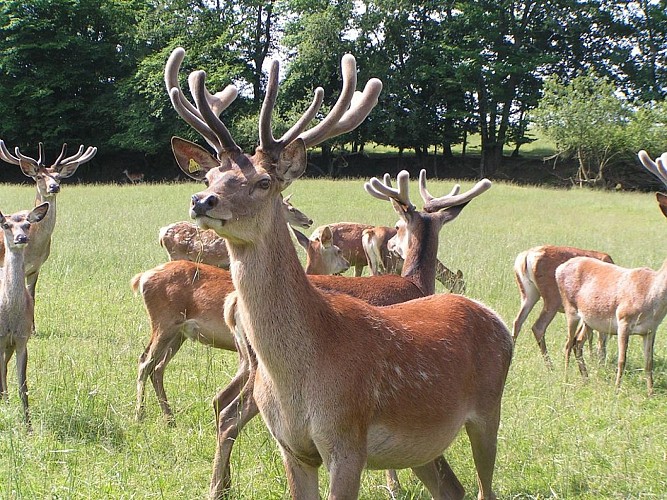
<box><xmin>188</xmin><ymin>158</ymin><xmax>202</xmax><ymax>173</ymax></box>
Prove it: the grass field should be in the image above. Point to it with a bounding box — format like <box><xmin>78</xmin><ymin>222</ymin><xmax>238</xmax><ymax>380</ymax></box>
<box><xmin>0</xmin><ymin>176</ymin><xmax>665</xmax><ymax>499</ymax></box>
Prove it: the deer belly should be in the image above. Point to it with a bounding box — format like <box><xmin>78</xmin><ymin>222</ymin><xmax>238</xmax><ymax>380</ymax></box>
<box><xmin>365</xmin><ymin>421</ymin><xmax>461</xmax><ymax>470</ymax></box>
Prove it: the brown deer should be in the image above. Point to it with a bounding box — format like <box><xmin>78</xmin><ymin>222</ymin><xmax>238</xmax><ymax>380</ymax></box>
<box><xmin>0</xmin><ymin>141</ymin><xmax>97</xmax><ymax>299</ymax></box>
<box><xmin>158</xmin><ymin>194</ymin><xmax>313</xmax><ymax>268</ymax></box>
<box><xmin>292</xmin><ymin>226</ymin><xmax>350</xmax><ymax>275</ymax></box>
<box><xmin>0</xmin><ymin>202</ymin><xmax>50</xmax><ymax>428</ymax></box>
<box><xmin>166</xmin><ymin>47</ymin><xmax>512</xmax><ymax>499</ymax></box>
<box><xmin>556</xmin><ymin>150</ymin><xmax>667</xmax><ymax>395</ymax></box>
<box><xmin>512</xmin><ymin>245</ymin><xmax>613</xmax><ymax>367</ymax></box>
<box><xmin>310</xmin><ymin>222</ymin><xmax>373</xmax><ymax>276</ymax></box>
<box><xmin>122</xmin><ymin>169</ymin><xmax>145</xmax><ymax>183</ymax></box>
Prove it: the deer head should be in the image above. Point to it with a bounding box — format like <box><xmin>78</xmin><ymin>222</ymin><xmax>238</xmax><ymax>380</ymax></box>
<box><xmin>0</xmin><ymin>141</ymin><xmax>97</xmax><ymax>199</ymax></box>
<box><xmin>166</xmin><ymin>47</ymin><xmax>382</xmax><ymax>244</ymax></box>
<box><xmin>0</xmin><ymin>203</ymin><xmax>49</xmax><ymax>249</ymax></box>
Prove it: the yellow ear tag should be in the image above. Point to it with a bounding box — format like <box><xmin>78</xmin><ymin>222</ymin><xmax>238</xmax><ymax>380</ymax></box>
<box><xmin>188</xmin><ymin>158</ymin><xmax>202</xmax><ymax>173</ymax></box>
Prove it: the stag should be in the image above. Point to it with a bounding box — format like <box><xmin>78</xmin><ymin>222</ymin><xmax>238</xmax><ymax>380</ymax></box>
<box><xmin>166</xmin><ymin>47</ymin><xmax>512</xmax><ymax>499</ymax></box>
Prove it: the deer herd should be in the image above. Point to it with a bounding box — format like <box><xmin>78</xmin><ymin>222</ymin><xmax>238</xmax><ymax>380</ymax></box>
<box><xmin>0</xmin><ymin>46</ymin><xmax>665</xmax><ymax>499</ymax></box>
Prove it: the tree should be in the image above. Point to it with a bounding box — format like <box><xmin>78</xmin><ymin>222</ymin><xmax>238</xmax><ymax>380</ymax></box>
<box><xmin>531</xmin><ymin>72</ymin><xmax>632</xmax><ymax>186</ymax></box>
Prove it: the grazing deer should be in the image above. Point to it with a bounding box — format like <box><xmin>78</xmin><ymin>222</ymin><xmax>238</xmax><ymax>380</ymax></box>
<box><xmin>556</xmin><ymin>150</ymin><xmax>667</xmax><ymax>395</ymax></box>
<box><xmin>123</xmin><ymin>169</ymin><xmax>145</xmax><ymax>183</ymax></box>
<box><xmin>512</xmin><ymin>245</ymin><xmax>613</xmax><ymax>367</ymax></box>
<box><xmin>0</xmin><ymin>202</ymin><xmax>50</xmax><ymax>428</ymax></box>
<box><xmin>292</xmin><ymin>226</ymin><xmax>350</xmax><ymax>275</ymax></box>
<box><xmin>0</xmin><ymin>141</ymin><xmax>97</xmax><ymax>299</ymax></box>
<box><xmin>158</xmin><ymin>195</ymin><xmax>313</xmax><ymax>267</ymax></box>
<box><xmin>166</xmin><ymin>47</ymin><xmax>511</xmax><ymax>499</ymax></box>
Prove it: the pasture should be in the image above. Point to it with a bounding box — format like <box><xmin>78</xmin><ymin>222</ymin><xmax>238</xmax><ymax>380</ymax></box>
<box><xmin>0</xmin><ymin>176</ymin><xmax>665</xmax><ymax>498</ymax></box>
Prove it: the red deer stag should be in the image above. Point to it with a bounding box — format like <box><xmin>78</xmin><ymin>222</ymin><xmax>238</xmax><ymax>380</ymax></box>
<box><xmin>166</xmin><ymin>47</ymin><xmax>512</xmax><ymax>499</ymax></box>
<box><xmin>0</xmin><ymin>141</ymin><xmax>97</xmax><ymax>299</ymax></box>
<box><xmin>0</xmin><ymin>202</ymin><xmax>50</xmax><ymax>428</ymax></box>
<box><xmin>159</xmin><ymin>194</ymin><xmax>312</xmax><ymax>268</ymax></box>
<box><xmin>512</xmin><ymin>245</ymin><xmax>613</xmax><ymax>367</ymax></box>
<box><xmin>556</xmin><ymin>150</ymin><xmax>667</xmax><ymax>395</ymax></box>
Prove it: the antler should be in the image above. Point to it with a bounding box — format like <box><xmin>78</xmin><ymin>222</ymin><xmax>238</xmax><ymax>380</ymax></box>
<box><xmin>165</xmin><ymin>47</ymin><xmax>241</xmax><ymax>157</ymax></box>
<box><xmin>166</xmin><ymin>48</ymin><xmax>382</xmax><ymax>161</ymax></box>
<box><xmin>365</xmin><ymin>169</ymin><xmax>492</xmax><ymax>212</ymax></box>
<box><xmin>418</xmin><ymin>170</ymin><xmax>492</xmax><ymax>213</ymax></box>
<box><xmin>638</xmin><ymin>150</ymin><xmax>667</xmax><ymax>190</ymax></box>
<box><xmin>0</xmin><ymin>141</ymin><xmax>96</xmax><ymax>170</ymax></box>
<box><xmin>364</xmin><ymin>171</ymin><xmax>415</xmax><ymax>209</ymax></box>
<box><xmin>0</xmin><ymin>140</ymin><xmax>41</xmax><ymax>167</ymax></box>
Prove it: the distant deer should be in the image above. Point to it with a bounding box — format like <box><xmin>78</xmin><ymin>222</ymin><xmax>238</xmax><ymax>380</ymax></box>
<box><xmin>166</xmin><ymin>47</ymin><xmax>511</xmax><ymax>499</ymax></box>
<box><xmin>311</xmin><ymin>222</ymin><xmax>372</xmax><ymax>276</ymax></box>
<box><xmin>123</xmin><ymin>169</ymin><xmax>145</xmax><ymax>183</ymax></box>
<box><xmin>0</xmin><ymin>141</ymin><xmax>97</xmax><ymax>299</ymax></box>
<box><xmin>158</xmin><ymin>195</ymin><xmax>312</xmax><ymax>267</ymax></box>
<box><xmin>0</xmin><ymin>202</ymin><xmax>49</xmax><ymax>428</ymax></box>
<box><xmin>512</xmin><ymin>245</ymin><xmax>613</xmax><ymax>367</ymax></box>
<box><xmin>556</xmin><ymin>150</ymin><xmax>667</xmax><ymax>395</ymax></box>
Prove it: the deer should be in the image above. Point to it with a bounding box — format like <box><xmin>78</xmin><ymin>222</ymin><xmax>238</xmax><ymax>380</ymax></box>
<box><xmin>158</xmin><ymin>194</ymin><xmax>313</xmax><ymax>267</ymax></box>
<box><xmin>512</xmin><ymin>245</ymin><xmax>614</xmax><ymax>368</ymax></box>
<box><xmin>0</xmin><ymin>141</ymin><xmax>97</xmax><ymax>299</ymax></box>
<box><xmin>310</xmin><ymin>222</ymin><xmax>374</xmax><ymax>276</ymax></box>
<box><xmin>166</xmin><ymin>46</ymin><xmax>512</xmax><ymax>500</ymax></box>
<box><xmin>123</xmin><ymin>169</ymin><xmax>145</xmax><ymax>183</ymax></box>
<box><xmin>0</xmin><ymin>202</ymin><xmax>50</xmax><ymax>428</ymax></box>
<box><xmin>385</xmin><ymin>212</ymin><xmax>467</xmax><ymax>294</ymax></box>
<box><xmin>292</xmin><ymin>226</ymin><xmax>350</xmax><ymax>275</ymax></box>
<box><xmin>556</xmin><ymin>150</ymin><xmax>667</xmax><ymax>396</ymax></box>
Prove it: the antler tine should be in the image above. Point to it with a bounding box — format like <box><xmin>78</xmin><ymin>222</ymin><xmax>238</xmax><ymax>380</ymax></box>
<box><xmin>419</xmin><ymin>169</ymin><xmax>460</xmax><ymax>204</ymax></box>
<box><xmin>38</xmin><ymin>142</ymin><xmax>44</xmax><ymax>166</ymax></box>
<box><xmin>299</xmin><ymin>54</ymin><xmax>382</xmax><ymax>148</ymax></box>
<box><xmin>258</xmin><ymin>60</ymin><xmax>280</xmax><ymax>151</ymax></box>
<box><xmin>165</xmin><ymin>47</ymin><xmax>240</xmax><ymax>156</ymax></box>
<box><xmin>0</xmin><ymin>140</ymin><xmax>20</xmax><ymax>165</ymax></box>
<box><xmin>53</xmin><ymin>143</ymin><xmax>68</xmax><ymax>165</ymax></box>
<box><xmin>59</xmin><ymin>145</ymin><xmax>97</xmax><ymax>167</ymax></box>
<box><xmin>14</xmin><ymin>146</ymin><xmax>40</xmax><ymax>168</ymax></box>
<box><xmin>275</xmin><ymin>87</ymin><xmax>325</xmax><ymax>148</ymax></box>
<box><xmin>638</xmin><ymin>150</ymin><xmax>667</xmax><ymax>189</ymax></box>
<box><xmin>190</xmin><ymin>71</ymin><xmax>241</xmax><ymax>155</ymax></box>
<box><xmin>422</xmin><ymin>176</ymin><xmax>492</xmax><ymax>213</ymax></box>
<box><xmin>364</xmin><ymin>170</ymin><xmax>415</xmax><ymax>209</ymax></box>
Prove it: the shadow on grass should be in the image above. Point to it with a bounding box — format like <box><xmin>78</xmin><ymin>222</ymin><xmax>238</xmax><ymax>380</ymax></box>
<box><xmin>45</xmin><ymin>406</ymin><xmax>127</xmax><ymax>447</ymax></box>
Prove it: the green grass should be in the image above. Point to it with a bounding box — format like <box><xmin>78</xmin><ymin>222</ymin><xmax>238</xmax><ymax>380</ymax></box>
<box><xmin>0</xmin><ymin>177</ymin><xmax>665</xmax><ymax>498</ymax></box>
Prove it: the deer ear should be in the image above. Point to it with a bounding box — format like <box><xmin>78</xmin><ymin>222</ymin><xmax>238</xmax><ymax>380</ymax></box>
<box><xmin>171</xmin><ymin>137</ymin><xmax>225</xmax><ymax>181</ymax></box>
<box><xmin>277</xmin><ymin>139</ymin><xmax>307</xmax><ymax>186</ymax></box>
<box><xmin>320</xmin><ymin>226</ymin><xmax>333</xmax><ymax>247</ymax></box>
<box><xmin>656</xmin><ymin>192</ymin><xmax>667</xmax><ymax>219</ymax></box>
<box><xmin>18</xmin><ymin>159</ymin><xmax>39</xmax><ymax>178</ymax></box>
<box><xmin>291</xmin><ymin>227</ymin><xmax>310</xmax><ymax>250</ymax></box>
<box><xmin>29</xmin><ymin>202</ymin><xmax>49</xmax><ymax>223</ymax></box>
<box><xmin>57</xmin><ymin>162</ymin><xmax>81</xmax><ymax>179</ymax></box>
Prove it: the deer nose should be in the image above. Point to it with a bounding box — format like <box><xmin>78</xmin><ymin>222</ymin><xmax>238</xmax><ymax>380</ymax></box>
<box><xmin>48</xmin><ymin>184</ymin><xmax>61</xmax><ymax>194</ymax></box>
<box><xmin>191</xmin><ymin>193</ymin><xmax>218</xmax><ymax>215</ymax></box>
<box><xmin>14</xmin><ymin>234</ymin><xmax>28</xmax><ymax>245</ymax></box>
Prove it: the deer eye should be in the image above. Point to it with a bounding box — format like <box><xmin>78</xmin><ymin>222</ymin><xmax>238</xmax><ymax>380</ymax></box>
<box><xmin>257</xmin><ymin>178</ymin><xmax>271</xmax><ymax>190</ymax></box>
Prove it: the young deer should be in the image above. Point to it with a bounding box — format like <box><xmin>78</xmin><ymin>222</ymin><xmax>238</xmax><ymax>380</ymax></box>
<box><xmin>556</xmin><ymin>150</ymin><xmax>667</xmax><ymax>395</ymax></box>
<box><xmin>512</xmin><ymin>245</ymin><xmax>613</xmax><ymax>367</ymax></box>
<box><xmin>311</xmin><ymin>222</ymin><xmax>373</xmax><ymax>276</ymax></box>
<box><xmin>166</xmin><ymin>47</ymin><xmax>512</xmax><ymax>499</ymax></box>
<box><xmin>0</xmin><ymin>141</ymin><xmax>97</xmax><ymax>299</ymax></box>
<box><xmin>0</xmin><ymin>202</ymin><xmax>50</xmax><ymax>427</ymax></box>
<box><xmin>292</xmin><ymin>226</ymin><xmax>350</xmax><ymax>275</ymax></box>
<box><xmin>159</xmin><ymin>195</ymin><xmax>312</xmax><ymax>268</ymax></box>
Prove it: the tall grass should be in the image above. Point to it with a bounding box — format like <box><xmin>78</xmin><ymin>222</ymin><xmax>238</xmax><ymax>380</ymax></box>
<box><xmin>0</xmin><ymin>177</ymin><xmax>665</xmax><ymax>498</ymax></box>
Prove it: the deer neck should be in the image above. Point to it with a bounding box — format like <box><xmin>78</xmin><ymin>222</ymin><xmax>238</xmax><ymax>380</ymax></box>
<box><xmin>400</xmin><ymin>218</ymin><xmax>439</xmax><ymax>295</ymax></box>
<box><xmin>225</xmin><ymin>196</ymin><xmax>321</xmax><ymax>381</ymax></box>
<box><xmin>32</xmin><ymin>191</ymin><xmax>57</xmax><ymax>245</ymax></box>
<box><xmin>0</xmin><ymin>242</ymin><xmax>28</xmax><ymax>310</ymax></box>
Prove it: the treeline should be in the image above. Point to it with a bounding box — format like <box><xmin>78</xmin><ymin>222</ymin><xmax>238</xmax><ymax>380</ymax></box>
<box><xmin>0</xmin><ymin>0</ymin><xmax>665</xmax><ymax>183</ymax></box>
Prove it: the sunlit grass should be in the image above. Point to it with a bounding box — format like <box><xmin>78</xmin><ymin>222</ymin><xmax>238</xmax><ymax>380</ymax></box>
<box><xmin>0</xmin><ymin>177</ymin><xmax>665</xmax><ymax>498</ymax></box>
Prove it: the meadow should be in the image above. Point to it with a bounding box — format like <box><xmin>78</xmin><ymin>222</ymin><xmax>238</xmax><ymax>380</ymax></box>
<box><xmin>0</xmin><ymin>175</ymin><xmax>665</xmax><ymax>499</ymax></box>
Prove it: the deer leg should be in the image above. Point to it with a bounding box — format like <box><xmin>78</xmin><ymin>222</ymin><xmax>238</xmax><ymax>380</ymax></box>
<box><xmin>384</xmin><ymin>469</ymin><xmax>401</xmax><ymax>495</ymax></box>
<box><xmin>209</xmin><ymin>375</ymin><xmax>259</xmax><ymax>499</ymax></box>
<box><xmin>465</xmin><ymin>415</ymin><xmax>499</xmax><ymax>500</ymax></box>
<box><xmin>615</xmin><ymin>325</ymin><xmax>631</xmax><ymax>392</ymax></box>
<box><xmin>326</xmin><ymin>443</ymin><xmax>366</xmax><ymax>500</ymax></box>
<box><xmin>511</xmin><ymin>286</ymin><xmax>539</xmax><ymax>342</ymax></box>
<box><xmin>146</xmin><ymin>335</ymin><xmax>186</xmax><ymax>425</ymax></box>
<box><xmin>642</xmin><ymin>332</ymin><xmax>656</xmax><ymax>396</ymax></box>
<box><xmin>26</xmin><ymin>271</ymin><xmax>39</xmax><ymax>301</ymax></box>
<box><xmin>573</xmin><ymin>323</ymin><xmax>590</xmax><ymax>380</ymax></box>
<box><xmin>354</xmin><ymin>263</ymin><xmax>364</xmax><ymax>277</ymax></box>
<box><xmin>597</xmin><ymin>332</ymin><xmax>608</xmax><ymax>365</ymax></box>
<box><xmin>412</xmin><ymin>455</ymin><xmax>464</xmax><ymax>500</ymax></box>
<box><xmin>281</xmin><ymin>450</ymin><xmax>320</xmax><ymax>500</ymax></box>
<box><xmin>15</xmin><ymin>344</ymin><xmax>31</xmax><ymax>429</ymax></box>
<box><xmin>532</xmin><ymin>306</ymin><xmax>558</xmax><ymax>369</ymax></box>
<box><xmin>0</xmin><ymin>345</ymin><xmax>8</xmax><ymax>398</ymax></box>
